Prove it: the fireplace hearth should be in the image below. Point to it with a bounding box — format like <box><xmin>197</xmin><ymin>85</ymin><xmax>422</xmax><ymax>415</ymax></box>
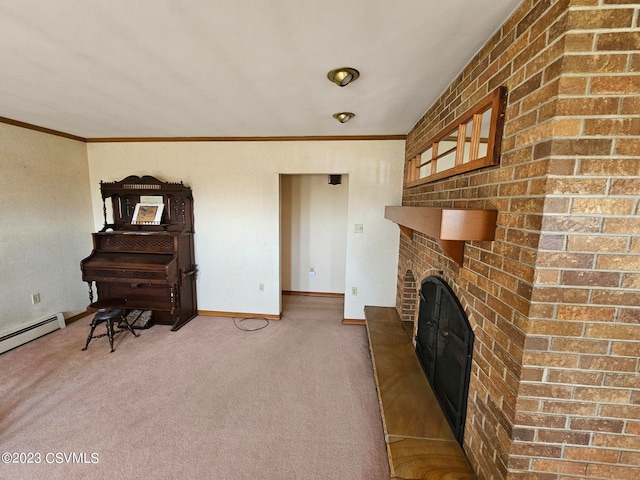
<box><xmin>415</xmin><ymin>276</ymin><xmax>474</xmax><ymax>444</ymax></box>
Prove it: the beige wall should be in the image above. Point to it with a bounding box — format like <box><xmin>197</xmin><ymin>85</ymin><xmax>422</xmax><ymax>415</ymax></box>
<box><xmin>0</xmin><ymin>123</ymin><xmax>92</xmax><ymax>335</ymax></box>
<box><xmin>87</xmin><ymin>139</ymin><xmax>405</xmax><ymax>319</ymax></box>
<box><xmin>1</xmin><ymin>125</ymin><xmax>403</xmax><ymax>334</ymax></box>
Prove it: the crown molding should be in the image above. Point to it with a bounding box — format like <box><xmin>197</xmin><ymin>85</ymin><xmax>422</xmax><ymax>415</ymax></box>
<box><xmin>0</xmin><ymin>116</ymin><xmax>406</xmax><ymax>143</ymax></box>
<box><xmin>0</xmin><ymin>116</ymin><xmax>86</xmax><ymax>142</ymax></box>
<box><xmin>85</xmin><ymin>135</ymin><xmax>406</xmax><ymax>143</ymax></box>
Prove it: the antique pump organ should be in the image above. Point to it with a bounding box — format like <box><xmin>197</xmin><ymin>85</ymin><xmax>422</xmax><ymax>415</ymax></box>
<box><xmin>81</xmin><ymin>175</ymin><xmax>197</xmax><ymax>331</ymax></box>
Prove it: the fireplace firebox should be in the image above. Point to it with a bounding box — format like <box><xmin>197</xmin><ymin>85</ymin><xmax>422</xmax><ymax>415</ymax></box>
<box><xmin>415</xmin><ymin>276</ymin><xmax>474</xmax><ymax>444</ymax></box>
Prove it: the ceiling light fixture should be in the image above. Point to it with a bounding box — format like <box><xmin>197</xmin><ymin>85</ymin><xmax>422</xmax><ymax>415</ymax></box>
<box><xmin>327</xmin><ymin>67</ymin><xmax>360</xmax><ymax>87</ymax></box>
<box><xmin>333</xmin><ymin>112</ymin><xmax>355</xmax><ymax>123</ymax></box>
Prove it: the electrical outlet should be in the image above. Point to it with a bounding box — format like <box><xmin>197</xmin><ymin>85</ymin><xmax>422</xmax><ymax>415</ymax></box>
<box><xmin>351</xmin><ymin>287</ymin><xmax>357</xmax><ymax>296</ymax></box>
<box><xmin>259</xmin><ymin>283</ymin><xmax>264</xmax><ymax>292</ymax></box>
<box><xmin>31</xmin><ymin>293</ymin><xmax>41</xmax><ymax>304</ymax></box>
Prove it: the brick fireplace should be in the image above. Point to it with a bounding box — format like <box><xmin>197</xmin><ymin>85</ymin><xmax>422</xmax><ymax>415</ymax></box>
<box><xmin>394</xmin><ymin>1</ymin><xmax>640</xmax><ymax>479</ymax></box>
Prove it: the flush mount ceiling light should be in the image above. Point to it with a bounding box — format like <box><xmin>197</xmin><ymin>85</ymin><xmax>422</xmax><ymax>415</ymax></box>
<box><xmin>333</xmin><ymin>112</ymin><xmax>355</xmax><ymax>123</ymax></box>
<box><xmin>327</xmin><ymin>67</ymin><xmax>360</xmax><ymax>87</ymax></box>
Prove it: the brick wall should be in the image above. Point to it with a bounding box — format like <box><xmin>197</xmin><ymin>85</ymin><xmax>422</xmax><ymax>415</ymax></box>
<box><xmin>398</xmin><ymin>1</ymin><xmax>640</xmax><ymax>479</ymax></box>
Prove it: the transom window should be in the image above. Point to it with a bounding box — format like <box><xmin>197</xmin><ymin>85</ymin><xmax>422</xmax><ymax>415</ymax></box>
<box><xmin>405</xmin><ymin>86</ymin><xmax>506</xmax><ymax>187</ymax></box>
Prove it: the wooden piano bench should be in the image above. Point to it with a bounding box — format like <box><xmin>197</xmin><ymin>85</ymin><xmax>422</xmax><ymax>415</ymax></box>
<box><xmin>81</xmin><ymin>298</ymin><xmax>139</xmax><ymax>353</ymax></box>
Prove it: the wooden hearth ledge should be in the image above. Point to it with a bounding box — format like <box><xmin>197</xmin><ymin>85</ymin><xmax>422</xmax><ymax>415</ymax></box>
<box><xmin>365</xmin><ymin>306</ymin><xmax>475</xmax><ymax>480</ymax></box>
<box><xmin>385</xmin><ymin>206</ymin><xmax>497</xmax><ymax>267</ymax></box>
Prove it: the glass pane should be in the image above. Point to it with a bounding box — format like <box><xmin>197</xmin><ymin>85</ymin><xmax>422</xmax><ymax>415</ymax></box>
<box><xmin>442</xmin><ymin>127</ymin><xmax>458</xmax><ymax>144</ymax></box>
<box><xmin>463</xmin><ymin>118</ymin><xmax>474</xmax><ymax>163</ymax></box>
<box><xmin>419</xmin><ymin>146</ymin><xmax>432</xmax><ymax>178</ymax></box>
<box><xmin>478</xmin><ymin>108</ymin><xmax>492</xmax><ymax>158</ymax></box>
<box><xmin>436</xmin><ymin>140</ymin><xmax>456</xmax><ymax>173</ymax></box>
<box><xmin>419</xmin><ymin>161</ymin><xmax>432</xmax><ymax>178</ymax></box>
<box><xmin>480</xmin><ymin>108</ymin><xmax>492</xmax><ymax>138</ymax></box>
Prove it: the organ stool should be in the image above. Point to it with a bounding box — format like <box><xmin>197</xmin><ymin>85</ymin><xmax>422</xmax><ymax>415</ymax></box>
<box><xmin>82</xmin><ymin>298</ymin><xmax>139</xmax><ymax>352</ymax></box>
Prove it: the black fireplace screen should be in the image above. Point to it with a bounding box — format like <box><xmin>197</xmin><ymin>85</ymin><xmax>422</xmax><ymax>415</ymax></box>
<box><xmin>415</xmin><ymin>276</ymin><xmax>474</xmax><ymax>444</ymax></box>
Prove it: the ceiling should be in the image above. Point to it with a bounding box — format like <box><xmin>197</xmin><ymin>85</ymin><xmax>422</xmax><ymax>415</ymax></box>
<box><xmin>0</xmin><ymin>0</ymin><xmax>522</xmax><ymax>139</ymax></box>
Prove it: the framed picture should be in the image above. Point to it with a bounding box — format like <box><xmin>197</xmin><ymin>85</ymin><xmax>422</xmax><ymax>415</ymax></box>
<box><xmin>131</xmin><ymin>203</ymin><xmax>164</xmax><ymax>225</ymax></box>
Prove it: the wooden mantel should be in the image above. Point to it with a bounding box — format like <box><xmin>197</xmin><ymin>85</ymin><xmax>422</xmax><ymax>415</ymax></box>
<box><xmin>385</xmin><ymin>206</ymin><xmax>497</xmax><ymax>266</ymax></box>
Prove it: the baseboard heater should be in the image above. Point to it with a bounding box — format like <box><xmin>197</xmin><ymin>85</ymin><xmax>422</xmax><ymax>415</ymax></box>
<box><xmin>0</xmin><ymin>313</ymin><xmax>66</xmax><ymax>354</ymax></box>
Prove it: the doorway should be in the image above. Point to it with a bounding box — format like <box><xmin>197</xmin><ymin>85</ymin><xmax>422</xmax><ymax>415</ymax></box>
<box><xmin>280</xmin><ymin>174</ymin><xmax>349</xmax><ymax>297</ymax></box>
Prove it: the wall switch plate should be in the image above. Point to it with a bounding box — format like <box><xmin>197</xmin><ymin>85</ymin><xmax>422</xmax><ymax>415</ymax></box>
<box><xmin>31</xmin><ymin>293</ymin><xmax>41</xmax><ymax>304</ymax></box>
<box><xmin>354</xmin><ymin>224</ymin><xmax>364</xmax><ymax>233</ymax></box>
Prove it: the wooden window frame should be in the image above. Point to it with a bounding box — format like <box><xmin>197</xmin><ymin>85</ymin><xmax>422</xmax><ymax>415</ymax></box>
<box><xmin>405</xmin><ymin>86</ymin><xmax>507</xmax><ymax>187</ymax></box>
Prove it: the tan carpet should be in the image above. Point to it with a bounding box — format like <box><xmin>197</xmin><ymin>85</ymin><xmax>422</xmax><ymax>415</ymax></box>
<box><xmin>1</xmin><ymin>295</ymin><xmax>389</xmax><ymax>480</ymax></box>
